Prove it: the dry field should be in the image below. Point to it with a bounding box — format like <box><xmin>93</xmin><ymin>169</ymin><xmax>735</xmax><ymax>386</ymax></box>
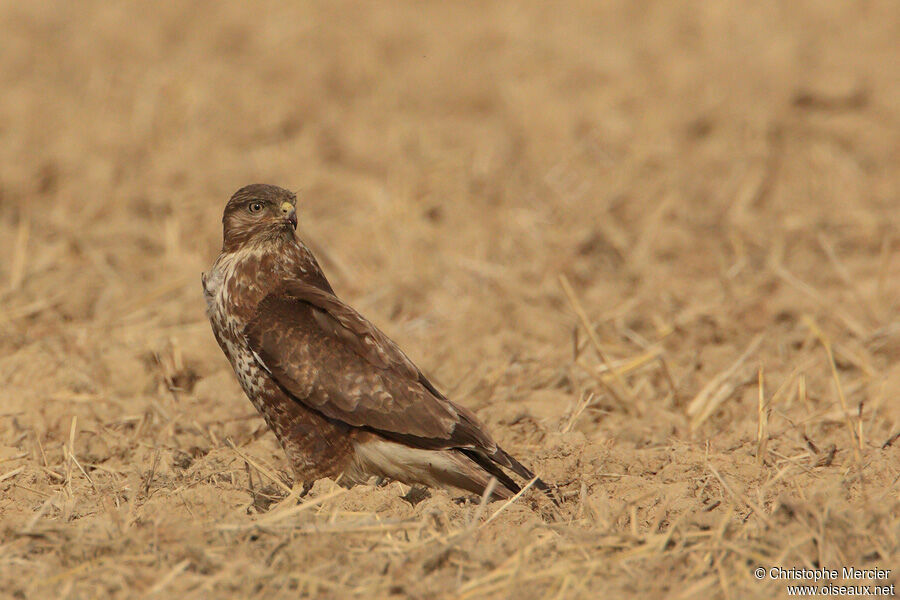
<box><xmin>1</xmin><ymin>1</ymin><xmax>898</xmax><ymax>598</ymax></box>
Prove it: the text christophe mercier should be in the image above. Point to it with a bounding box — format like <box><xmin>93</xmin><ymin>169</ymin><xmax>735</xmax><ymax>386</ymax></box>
<box><xmin>765</xmin><ymin>566</ymin><xmax>891</xmax><ymax>583</ymax></box>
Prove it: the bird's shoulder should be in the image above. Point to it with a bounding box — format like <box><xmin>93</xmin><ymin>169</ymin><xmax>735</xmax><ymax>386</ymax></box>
<box><xmin>249</xmin><ymin>279</ymin><xmax>419</xmax><ymax>379</ymax></box>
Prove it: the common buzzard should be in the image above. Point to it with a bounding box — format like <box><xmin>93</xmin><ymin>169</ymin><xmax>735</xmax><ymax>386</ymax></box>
<box><xmin>203</xmin><ymin>184</ymin><xmax>549</xmax><ymax>499</ymax></box>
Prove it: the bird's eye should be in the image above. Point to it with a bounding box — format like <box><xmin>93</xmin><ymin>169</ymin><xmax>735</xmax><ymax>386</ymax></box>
<box><xmin>248</xmin><ymin>202</ymin><xmax>263</xmax><ymax>213</ymax></box>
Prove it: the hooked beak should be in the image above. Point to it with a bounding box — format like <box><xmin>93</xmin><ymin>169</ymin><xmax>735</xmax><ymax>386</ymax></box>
<box><xmin>280</xmin><ymin>201</ymin><xmax>297</xmax><ymax>230</ymax></box>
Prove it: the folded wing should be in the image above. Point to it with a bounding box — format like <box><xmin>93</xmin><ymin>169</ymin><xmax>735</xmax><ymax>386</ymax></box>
<box><xmin>244</xmin><ymin>280</ymin><xmax>498</xmax><ymax>453</ymax></box>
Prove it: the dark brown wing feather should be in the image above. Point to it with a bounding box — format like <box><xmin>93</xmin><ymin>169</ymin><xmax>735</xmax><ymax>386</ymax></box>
<box><xmin>244</xmin><ymin>280</ymin><xmax>496</xmax><ymax>453</ymax></box>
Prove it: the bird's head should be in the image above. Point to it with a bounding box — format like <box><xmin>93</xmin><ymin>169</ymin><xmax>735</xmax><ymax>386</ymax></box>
<box><xmin>221</xmin><ymin>184</ymin><xmax>298</xmax><ymax>251</ymax></box>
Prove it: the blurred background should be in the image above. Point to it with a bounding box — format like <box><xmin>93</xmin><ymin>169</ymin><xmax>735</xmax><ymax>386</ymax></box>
<box><xmin>0</xmin><ymin>1</ymin><xmax>898</xmax><ymax>598</ymax></box>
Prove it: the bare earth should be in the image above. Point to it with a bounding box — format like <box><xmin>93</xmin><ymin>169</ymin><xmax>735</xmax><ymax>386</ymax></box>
<box><xmin>1</xmin><ymin>2</ymin><xmax>898</xmax><ymax>598</ymax></box>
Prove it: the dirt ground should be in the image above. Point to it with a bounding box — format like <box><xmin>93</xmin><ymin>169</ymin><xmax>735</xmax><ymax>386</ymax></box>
<box><xmin>1</xmin><ymin>1</ymin><xmax>898</xmax><ymax>598</ymax></box>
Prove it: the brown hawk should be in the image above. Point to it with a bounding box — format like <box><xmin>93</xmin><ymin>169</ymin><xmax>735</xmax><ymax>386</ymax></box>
<box><xmin>203</xmin><ymin>184</ymin><xmax>549</xmax><ymax>499</ymax></box>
